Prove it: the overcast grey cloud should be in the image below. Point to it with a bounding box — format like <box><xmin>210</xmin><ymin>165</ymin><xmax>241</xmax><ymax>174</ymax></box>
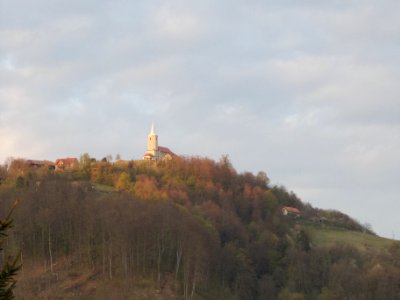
<box><xmin>1</xmin><ymin>0</ymin><xmax>399</xmax><ymax>238</ymax></box>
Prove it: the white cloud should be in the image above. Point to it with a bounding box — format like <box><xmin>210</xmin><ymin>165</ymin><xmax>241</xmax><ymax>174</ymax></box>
<box><xmin>283</xmin><ymin>109</ymin><xmax>322</xmax><ymax>128</ymax></box>
<box><xmin>152</xmin><ymin>6</ymin><xmax>205</xmax><ymax>41</ymax></box>
<box><xmin>0</xmin><ymin>0</ymin><xmax>399</xmax><ymax>238</ymax></box>
<box><xmin>0</xmin><ymin>128</ymin><xmax>18</xmax><ymax>160</ymax></box>
<box><xmin>0</xmin><ymin>55</ymin><xmax>16</xmax><ymax>71</ymax></box>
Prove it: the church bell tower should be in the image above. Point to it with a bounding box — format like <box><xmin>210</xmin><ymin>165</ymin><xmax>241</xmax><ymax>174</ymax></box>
<box><xmin>147</xmin><ymin>123</ymin><xmax>159</xmax><ymax>158</ymax></box>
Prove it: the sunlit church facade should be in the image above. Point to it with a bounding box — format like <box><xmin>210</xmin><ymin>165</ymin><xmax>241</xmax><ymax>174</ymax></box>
<box><xmin>143</xmin><ymin>124</ymin><xmax>176</xmax><ymax>161</ymax></box>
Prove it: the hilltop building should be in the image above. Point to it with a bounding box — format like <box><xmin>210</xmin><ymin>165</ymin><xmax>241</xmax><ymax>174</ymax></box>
<box><xmin>55</xmin><ymin>158</ymin><xmax>79</xmax><ymax>171</ymax></box>
<box><xmin>143</xmin><ymin>124</ymin><xmax>176</xmax><ymax>161</ymax></box>
<box><xmin>282</xmin><ymin>206</ymin><xmax>301</xmax><ymax>217</ymax></box>
<box><xmin>26</xmin><ymin>160</ymin><xmax>55</xmax><ymax>170</ymax></box>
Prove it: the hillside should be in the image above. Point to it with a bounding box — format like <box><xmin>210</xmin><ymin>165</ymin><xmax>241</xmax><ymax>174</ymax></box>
<box><xmin>0</xmin><ymin>156</ymin><xmax>399</xmax><ymax>300</ymax></box>
<box><xmin>302</xmin><ymin>222</ymin><xmax>394</xmax><ymax>251</ymax></box>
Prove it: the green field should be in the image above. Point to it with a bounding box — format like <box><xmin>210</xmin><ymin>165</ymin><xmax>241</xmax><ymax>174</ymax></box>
<box><xmin>302</xmin><ymin>223</ymin><xmax>397</xmax><ymax>251</ymax></box>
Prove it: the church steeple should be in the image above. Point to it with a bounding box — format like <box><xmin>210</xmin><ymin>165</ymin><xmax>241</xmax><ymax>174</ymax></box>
<box><xmin>143</xmin><ymin>123</ymin><xmax>176</xmax><ymax>161</ymax></box>
<box><xmin>147</xmin><ymin>123</ymin><xmax>158</xmax><ymax>155</ymax></box>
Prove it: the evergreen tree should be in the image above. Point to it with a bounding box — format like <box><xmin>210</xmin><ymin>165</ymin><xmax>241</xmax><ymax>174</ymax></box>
<box><xmin>0</xmin><ymin>202</ymin><xmax>21</xmax><ymax>300</ymax></box>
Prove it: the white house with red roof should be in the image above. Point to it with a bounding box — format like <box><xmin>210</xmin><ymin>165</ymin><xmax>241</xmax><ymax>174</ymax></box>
<box><xmin>143</xmin><ymin>124</ymin><xmax>176</xmax><ymax>161</ymax></box>
<box><xmin>55</xmin><ymin>158</ymin><xmax>79</xmax><ymax>171</ymax></box>
<box><xmin>282</xmin><ymin>206</ymin><xmax>301</xmax><ymax>216</ymax></box>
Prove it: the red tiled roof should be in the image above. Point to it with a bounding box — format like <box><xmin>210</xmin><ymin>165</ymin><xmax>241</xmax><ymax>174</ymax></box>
<box><xmin>55</xmin><ymin>158</ymin><xmax>78</xmax><ymax>165</ymax></box>
<box><xmin>27</xmin><ymin>160</ymin><xmax>55</xmax><ymax>166</ymax></box>
<box><xmin>158</xmin><ymin>146</ymin><xmax>176</xmax><ymax>156</ymax></box>
<box><xmin>283</xmin><ymin>206</ymin><xmax>301</xmax><ymax>214</ymax></box>
<box><xmin>43</xmin><ymin>160</ymin><xmax>55</xmax><ymax>166</ymax></box>
<box><xmin>27</xmin><ymin>160</ymin><xmax>44</xmax><ymax>166</ymax></box>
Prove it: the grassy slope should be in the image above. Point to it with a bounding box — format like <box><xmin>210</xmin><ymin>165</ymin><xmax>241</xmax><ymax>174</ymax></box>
<box><xmin>301</xmin><ymin>222</ymin><xmax>396</xmax><ymax>251</ymax></box>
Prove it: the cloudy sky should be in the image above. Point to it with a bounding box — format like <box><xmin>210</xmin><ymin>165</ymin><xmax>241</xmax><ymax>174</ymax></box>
<box><xmin>1</xmin><ymin>0</ymin><xmax>399</xmax><ymax>238</ymax></box>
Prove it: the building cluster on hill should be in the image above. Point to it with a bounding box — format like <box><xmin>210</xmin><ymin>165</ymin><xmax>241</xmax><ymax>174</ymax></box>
<box><xmin>23</xmin><ymin>158</ymin><xmax>79</xmax><ymax>171</ymax></box>
<box><xmin>9</xmin><ymin>124</ymin><xmax>177</xmax><ymax>172</ymax></box>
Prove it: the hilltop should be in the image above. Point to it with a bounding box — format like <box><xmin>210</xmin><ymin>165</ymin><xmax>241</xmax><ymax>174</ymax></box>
<box><xmin>0</xmin><ymin>155</ymin><xmax>399</xmax><ymax>299</ymax></box>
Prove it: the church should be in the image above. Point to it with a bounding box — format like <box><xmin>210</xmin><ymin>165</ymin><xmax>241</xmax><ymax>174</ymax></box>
<box><xmin>143</xmin><ymin>124</ymin><xmax>176</xmax><ymax>161</ymax></box>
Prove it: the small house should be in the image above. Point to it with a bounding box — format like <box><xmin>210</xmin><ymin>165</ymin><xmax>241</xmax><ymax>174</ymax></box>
<box><xmin>282</xmin><ymin>206</ymin><xmax>301</xmax><ymax>217</ymax></box>
<box><xmin>55</xmin><ymin>158</ymin><xmax>79</xmax><ymax>171</ymax></box>
<box><xmin>27</xmin><ymin>160</ymin><xmax>55</xmax><ymax>170</ymax></box>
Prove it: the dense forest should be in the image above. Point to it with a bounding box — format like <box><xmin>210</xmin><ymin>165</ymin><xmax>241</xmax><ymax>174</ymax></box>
<box><xmin>0</xmin><ymin>155</ymin><xmax>399</xmax><ymax>299</ymax></box>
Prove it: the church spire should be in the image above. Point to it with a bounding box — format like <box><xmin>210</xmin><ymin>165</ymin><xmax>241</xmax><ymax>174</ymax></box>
<box><xmin>147</xmin><ymin>123</ymin><xmax>158</xmax><ymax>155</ymax></box>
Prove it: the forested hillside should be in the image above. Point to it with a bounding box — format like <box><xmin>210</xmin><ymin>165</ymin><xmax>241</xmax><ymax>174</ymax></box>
<box><xmin>0</xmin><ymin>156</ymin><xmax>399</xmax><ymax>299</ymax></box>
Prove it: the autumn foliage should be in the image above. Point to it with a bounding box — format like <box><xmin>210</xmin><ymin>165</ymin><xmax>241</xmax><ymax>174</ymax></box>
<box><xmin>0</xmin><ymin>156</ymin><xmax>399</xmax><ymax>299</ymax></box>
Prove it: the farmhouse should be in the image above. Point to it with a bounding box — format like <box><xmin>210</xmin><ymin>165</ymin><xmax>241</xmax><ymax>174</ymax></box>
<box><xmin>55</xmin><ymin>158</ymin><xmax>79</xmax><ymax>171</ymax></box>
<box><xmin>27</xmin><ymin>160</ymin><xmax>55</xmax><ymax>170</ymax></box>
<box><xmin>282</xmin><ymin>206</ymin><xmax>301</xmax><ymax>217</ymax></box>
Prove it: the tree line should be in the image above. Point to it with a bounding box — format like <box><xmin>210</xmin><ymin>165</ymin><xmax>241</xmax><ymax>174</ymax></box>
<box><xmin>0</xmin><ymin>156</ymin><xmax>399</xmax><ymax>299</ymax></box>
